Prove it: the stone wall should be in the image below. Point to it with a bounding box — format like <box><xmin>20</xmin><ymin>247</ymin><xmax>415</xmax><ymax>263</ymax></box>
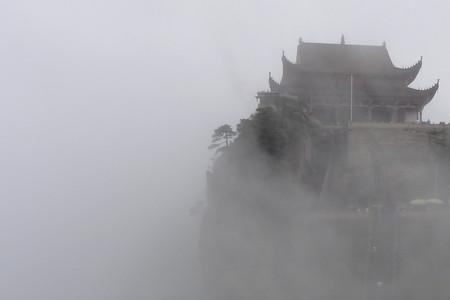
<box><xmin>322</xmin><ymin>123</ymin><xmax>449</xmax><ymax>207</ymax></box>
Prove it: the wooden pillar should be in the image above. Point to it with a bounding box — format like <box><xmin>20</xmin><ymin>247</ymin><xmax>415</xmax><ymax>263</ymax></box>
<box><xmin>391</xmin><ymin>107</ymin><xmax>399</xmax><ymax>123</ymax></box>
<box><xmin>335</xmin><ymin>107</ymin><xmax>339</xmax><ymax>125</ymax></box>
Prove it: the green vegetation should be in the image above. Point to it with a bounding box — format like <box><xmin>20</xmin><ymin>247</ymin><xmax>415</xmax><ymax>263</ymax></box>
<box><xmin>210</xmin><ymin>102</ymin><xmax>319</xmax><ymax>176</ymax></box>
<box><xmin>209</xmin><ymin>124</ymin><xmax>237</xmax><ymax>152</ymax></box>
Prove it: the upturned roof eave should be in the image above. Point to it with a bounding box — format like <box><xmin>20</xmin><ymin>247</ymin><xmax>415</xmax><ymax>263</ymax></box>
<box><xmin>284</xmin><ymin>54</ymin><xmax>423</xmax><ymax>79</ymax></box>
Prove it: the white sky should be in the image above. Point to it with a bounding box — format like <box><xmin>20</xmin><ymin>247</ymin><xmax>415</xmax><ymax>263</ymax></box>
<box><xmin>1</xmin><ymin>0</ymin><xmax>449</xmax><ymax>299</ymax></box>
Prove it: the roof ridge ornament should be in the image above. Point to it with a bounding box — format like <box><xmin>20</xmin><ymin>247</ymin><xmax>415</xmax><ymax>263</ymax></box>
<box><xmin>383</xmin><ymin>41</ymin><xmax>386</xmax><ymax>47</ymax></box>
<box><xmin>299</xmin><ymin>37</ymin><xmax>303</xmax><ymax>44</ymax></box>
<box><xmin>340</xmin><ymin>34</ymin><xmax>345</xmax><ymax>45</ymax></box>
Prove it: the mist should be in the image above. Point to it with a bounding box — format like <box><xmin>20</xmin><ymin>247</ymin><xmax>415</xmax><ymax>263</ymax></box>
<box><xmin>1</xmin><ymin>0</ymin><xmax>449</xmax><ymax>299</ymax></box>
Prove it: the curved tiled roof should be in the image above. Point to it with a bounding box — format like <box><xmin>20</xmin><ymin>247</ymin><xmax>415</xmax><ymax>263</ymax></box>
<box><xmin>295</xmin><ymin>41</ymin><xmax>422</xmax><ymax>81</ymax></box>
<box><xmin>268</xmin><ymin>39</ymin><xmax>439</xmax><ymax>109</ymax></box>
<box><xmin>268</xmin><ymin>73</ymin><xmax>281</xmax><ymax>92</ymax></box>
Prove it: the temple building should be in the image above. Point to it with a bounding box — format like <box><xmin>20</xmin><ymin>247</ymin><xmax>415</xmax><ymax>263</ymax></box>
<box><xmin>257</xmin><ymin>36</ymin><xmax>439</xmax><ymax>125</ymax></box>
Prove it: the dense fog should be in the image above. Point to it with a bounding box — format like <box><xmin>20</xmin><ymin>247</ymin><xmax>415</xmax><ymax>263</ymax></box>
<box><xmin>1</xmin><ymin>0</ymin><xmax>449</xmax><ymax>299</ymax></box>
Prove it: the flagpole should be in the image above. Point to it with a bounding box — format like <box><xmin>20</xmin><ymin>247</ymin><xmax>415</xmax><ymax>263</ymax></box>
<box><xmin>350</xmin><ymin>74</ymin><xmax>353</xmax><ymax>124</ymax></box>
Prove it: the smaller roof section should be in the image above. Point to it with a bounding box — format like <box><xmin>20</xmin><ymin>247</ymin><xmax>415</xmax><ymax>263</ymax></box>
<box><xmin>296</xmin><ymin>40</ymin><xmax>397</xmax><ymax>75</ymax></box>
<box><xmin>268</xmin><ymin>72</ymin><xmax>281</xmax><ymax>92</ymax></box>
